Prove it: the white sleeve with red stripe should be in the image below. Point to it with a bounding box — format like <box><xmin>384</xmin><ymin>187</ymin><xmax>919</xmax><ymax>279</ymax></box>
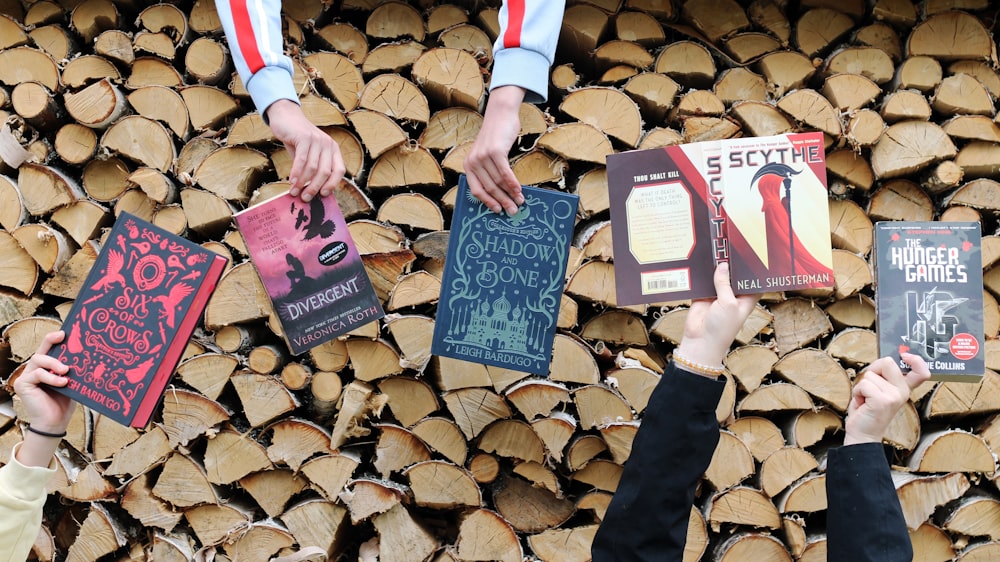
<box><xmin>492</xmin><ymin>0</ymin><xmax>565</xmax><ymax>104</ymax></box>
<box><xmin>216</xmin><ymin>0</ymin><xmax>298</xmax><ymax>117</ymax></box>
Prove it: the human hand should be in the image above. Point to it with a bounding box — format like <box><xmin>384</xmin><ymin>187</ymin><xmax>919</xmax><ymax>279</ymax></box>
<box><xmin>464</xmin><ymin>86</ymin><xmax>526</xmax><ymax>215</ymax></box>
<box><xmin>843</xmin><ymin>353</ymin><xmax>930</xmax><ymax>446</ymax></box>
<box><xmin>266</xmin><ymin>99</ymin><xmax>345</xmax><ymax>202</ymax></box>
<box><xmin>675</xmin><ymin>263</ymin><xmax>759</xmax><ymax>375</ymax></box>
<box><xmin>13</xmin><ymin>331</ymin><xmax>75</xmax><ymax>436</ymax></box>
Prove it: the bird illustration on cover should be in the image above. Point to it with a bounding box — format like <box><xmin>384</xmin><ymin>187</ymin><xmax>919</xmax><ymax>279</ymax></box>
<box><xmin>722</xmin><ymin>132</ymin><xmax>834</xmax><ymax>294</ymax></box>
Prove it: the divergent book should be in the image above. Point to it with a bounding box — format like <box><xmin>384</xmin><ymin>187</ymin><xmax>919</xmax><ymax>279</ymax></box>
<box><xmin>431</xmin><ymin>175</ymin><xmax>579</xmax><ymax>375</ymax></box>
<box><xmin>234</xmin><ymin>192</ymin><xmax>384</xmax><ymax>355</ymax></box>
<box><xmin>874</xmin><ymin>221</ymin><xmax>984</xmax><ymax>382</ymax></box>
<box><xmin>48</xmin><ymin>213</ymin><xmax>228</xmax><ymax>427</ymax></box>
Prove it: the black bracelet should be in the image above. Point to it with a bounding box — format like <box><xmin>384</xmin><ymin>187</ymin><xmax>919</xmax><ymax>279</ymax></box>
<box><xmin>26</xmin><ymin>425</ymin><xmax>67</xmax><ymax>439</ymax></box>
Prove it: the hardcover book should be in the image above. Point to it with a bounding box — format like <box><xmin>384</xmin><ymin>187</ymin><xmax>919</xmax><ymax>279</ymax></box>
<box><xmin>234</xmin><ymin>192</ymin><xmax>384</xmax><ymax>355</ymax></box>
<box><xmin>874</xmin><ymin>221</ymin><xmax>984</xmax><ymax>382</ymax></box>
<box><xmin>606</xmin><ymin>142</ymin><xmax>721</xmax><ymax>305</ymax></box>
<box><xmin>431</xmin><ymin>176</ymin><xmax>579</xmax><ymax>374</ymax></box>
<box><xmin>721</xmin><ymin>131</ymin><xmax>835</xmax><ymax>294</ymax></box>
<box><xmin>48</xmin><ymin>213</ymin><xmax>228</xmax><ymax>427</ymax></box>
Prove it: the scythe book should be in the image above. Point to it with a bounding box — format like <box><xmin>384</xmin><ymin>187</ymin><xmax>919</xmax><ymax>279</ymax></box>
<box><xmin>721</xmin><ymin>131</ymin><xmax>834</xmax><ymax>295</ymax></box>
<box><xmin>606</xmin><ymin>142</ymin><xmax>723</xmax><ymax>305</ymax></box>
<box><xmin>431</xmin><ymin>176</ymin><xmax>579</xmax><ymax>375</ymax></box>
<box><xmin>234</xmin><ymin>192</ymin><xmax>384</xmax><ymax>356</ymax></box>
<box><xmin>874</xmin><ymin>221</ymin><xmax>984</xmax><ymax>382</ymax></box>
<box><xmin>48</xmin><ymin>213</ymin><xmax>228</xmax><ymax>428</ymax></box>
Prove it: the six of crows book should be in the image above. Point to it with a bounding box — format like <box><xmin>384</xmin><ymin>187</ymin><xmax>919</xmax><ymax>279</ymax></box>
<box><xmin>48</xmin><ymin>213</ymin><xmax>228</xmax><ymax>428</ymax></box>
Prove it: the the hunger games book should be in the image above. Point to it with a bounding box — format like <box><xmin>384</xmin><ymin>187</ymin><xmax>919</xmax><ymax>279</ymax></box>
<box><xmin>874</xmin><ymin>221</ymin><xmax>984</xmax><ymax>382</ymax></box>
<box><xmin>606</xmin><ymin>142</ymin><xmax>724</xmax><ymax>305</ymax></box>
<box><xmin>721</xmin><ymin>131</ymin><xmax>835</xmax><ymax>295</ymax></box>
<box><xmin>48</xmin><ymin>213</ymin><xmax>228</xmax><ymax>427</ymax></box>
<box><xmin>234</xmin><ymin>192</ymin><xmax>384</xmax><ymax>356</ymax></box>
<box><xmin>431</xmin><ymin>175</ymin><xmax>579</xmax><ymax>375</ymax></box>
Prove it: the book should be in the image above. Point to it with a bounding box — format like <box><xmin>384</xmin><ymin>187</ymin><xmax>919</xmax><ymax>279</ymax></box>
<box><xmin>606</xmin><ymin>133</ymin><xmax>836</xmax><ymax>304</ymax></box>
<box><xmin>431</xmin><ymin>176</ymin><xmax>579</xmax><ymax>374</ymax></box>
<box><xmin>721</xmin><ymin>131</ymin><xmax>835</xmax><ymax>294</ymax></box>
<box><xmin>234</xmin><ymin>192</ymin><xmax>384</xmax><ymax>355</ymax></box>
<box><xmin>606</xmin><ymin>142</ymin><xmax>722</xmax><ymax>304</ymax></box>
<box><xmin>874</xmin><ymin>221</ymin><xmax>984</xmax><ymax>382</ymax></box>
<box><xmin>48</xmin><ymin>213</ymin><xmax>228</xmax><ymax>427</ymax></box>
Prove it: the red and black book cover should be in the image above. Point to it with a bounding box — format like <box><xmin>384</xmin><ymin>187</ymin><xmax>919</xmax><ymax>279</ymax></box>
<box><xmin>721</xmin><ymin>132</ymin><xmax>835</xmax><ymax>295</ymax></box>
<box><xmin>874</xmin><ymin>221</ymin><xmax>984</xmax><ymax>382</ymax></box>
<box><xmin>48</xmin><ymin>213</ymin><xmax>228</xmax><ymax>427</ymax></box>
<box><xmin>607</xmin><ymin>143</ymin><xmax>720</xmax><ymax>305</ymax></box>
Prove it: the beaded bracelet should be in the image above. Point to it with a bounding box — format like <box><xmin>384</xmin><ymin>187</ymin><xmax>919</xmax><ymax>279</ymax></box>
<box><xmin>26</xmin><ymin>425</ymin><xmax>67</xmax><ymax>439</ymax></box>
<box><xmin>672</xmin><ymin>352</ymin><xmax>725</xmax><ymax>377</ymax></box>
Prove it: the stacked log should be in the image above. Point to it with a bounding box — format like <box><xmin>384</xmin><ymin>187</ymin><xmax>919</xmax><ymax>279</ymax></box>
<box><xmin>2</xmin><ymin>0</ymin><xmax>1000</xmax><ymax>560</ymax></box>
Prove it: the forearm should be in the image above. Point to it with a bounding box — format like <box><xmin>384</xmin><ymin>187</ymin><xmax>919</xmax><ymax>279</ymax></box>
<box><xmin>592</xmin><ymin>362</ymin><xmax>724</xmax><ymax>561</ymax></box>
<box><xmin>215</xmin><ymin>0</ymin><xmax>298</xmax><ymax>115</ymax></box>
<box><xmin>492</xmin><ymin>0</ymin><xmax>565</xmax><ymax>103</ymax></box>
<box><xmin>827</xmin><ymin>443</ymin><xmax>912</xmax><ymax>561</ymax></box>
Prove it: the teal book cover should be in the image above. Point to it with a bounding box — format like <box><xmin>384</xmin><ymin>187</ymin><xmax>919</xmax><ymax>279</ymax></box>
<box><xmin>432</xmin><ymin>176</ymin><xmax>579</xmax><ymax>375</ymax></box>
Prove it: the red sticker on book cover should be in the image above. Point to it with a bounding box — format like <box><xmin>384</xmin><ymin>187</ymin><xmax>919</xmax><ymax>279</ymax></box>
<box><xmin>950</xmin><ymin>333</ymin><xmax>980</xmax><ymax>360</ymax></box>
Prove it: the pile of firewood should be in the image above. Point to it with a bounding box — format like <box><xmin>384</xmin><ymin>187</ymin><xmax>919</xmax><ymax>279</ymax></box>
<box><xmin>3</xmin><ymin>0</ymin><xmax>1000</xmax><ymax>560</ymax></box>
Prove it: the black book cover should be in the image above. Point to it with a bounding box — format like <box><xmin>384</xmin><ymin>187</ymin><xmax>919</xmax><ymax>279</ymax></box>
<box><xmin>49</xmin><ymin>213</ymin><xmax>228</xmax><ymax>427</ymax></box>
<box><xmin>874</xmin><ymin>221</ymin><xmax>984</xmax><ymax>382</ymax></box>
<box><xmin>431</xmin><ymin>176</ymin><xmax>578</xmax><ymax>374</ymax></box>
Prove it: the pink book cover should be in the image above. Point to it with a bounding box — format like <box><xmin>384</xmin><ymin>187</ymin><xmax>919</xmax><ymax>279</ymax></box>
<box><xmin>721</xmin><ymin>132</ymin><xmax>835</xmax><ymax>295</ymax></box>
<box><xmin>235</xmin><ymin>192</ymin><xmax>384</xmax><ymax>355</ymax></box>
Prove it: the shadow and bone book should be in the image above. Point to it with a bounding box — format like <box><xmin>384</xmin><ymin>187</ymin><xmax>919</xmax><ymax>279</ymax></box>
<box><xmin>234</xmin><ymin>192</ymin><xmax>384</xmax><ymax>356</ymax></box>
<box><xmin>606</xmin><ymin>132</ymin><xmax>834</xmax><ymax>305</ymax></box>
<box><xmin>432</xmin><ymin>176</ymin><xmax>579</xmax><ymax>375</ymax></box>
<box><xmin>874</xmin><ymin>221</ymin><xmax>984</xmax><ymax>382</ymax></box>
<box><xmin>48</xmin><ymin>213</ymin><xmax>228</xmax><ymax>427</ymax></box>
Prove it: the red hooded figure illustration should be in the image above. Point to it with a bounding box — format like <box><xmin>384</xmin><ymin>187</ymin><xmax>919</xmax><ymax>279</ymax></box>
<box><xmin>734</xmin><ymin>162</ymin><xmax>833</xmax><ymax>281</ymax></box>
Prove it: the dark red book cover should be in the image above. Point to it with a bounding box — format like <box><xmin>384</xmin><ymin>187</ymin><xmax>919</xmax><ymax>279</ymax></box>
<box><xmin>607</xmin><ymin>142</ymin><xmax>720</xmax><ymax>305</ymax></box>
<box><xmin>721</xmin><ymin>132</ymin><xmax>835</xmax><ymax>295</ymax></box>
<box><xmin>874</xmin><ymin>221</ymin><xmax>984</xmax><ymax>382</ymax></box>
<box><xmin>48</xmin><ymin>213</ymin><xmax>228</xmax><ymax>427</ymax></box>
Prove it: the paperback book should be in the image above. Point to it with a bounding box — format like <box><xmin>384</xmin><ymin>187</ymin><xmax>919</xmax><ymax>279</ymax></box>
<box><xmin>234</xmin><ymin>192</ymin><xmax>384</xmax><ymax>355</ymax></box>
<box><xmin>874</xmin><ymin>221</ymin><xmax>984</xmax><ymax>382</ymax></box>
<box><xmin>48</xmin><ymin>213</ymin><xmax>228</xmax><ymax>427</ymax></box>
<box><xmin>431</xmin><ymin>176</ymin><xmax>579</xmax><ymax>374</ymax></box>
<box><xmin>721</xmin><ymin>131</ymin><xmax>834</xmax><ymax>294</ymax></box>
<box><xmin>606</xmin><ymin>133</ymin><xmax>835</xmax><ymax>304</ymax></box>
<box><xmin>606</xmin><ymin>142</ymin><xmax>721</xmax><ymax>304</ymax></box>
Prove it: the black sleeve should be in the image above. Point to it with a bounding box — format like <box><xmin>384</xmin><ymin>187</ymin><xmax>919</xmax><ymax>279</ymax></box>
<box><xmin>826</xmin><ymin>443</ymin><xmax>913</xmax><ymax>562</ymax></box>
<box><xmin>591</xmin><ymin>362</ymin><xmax>724</xmax><ymax>562</ymax></box>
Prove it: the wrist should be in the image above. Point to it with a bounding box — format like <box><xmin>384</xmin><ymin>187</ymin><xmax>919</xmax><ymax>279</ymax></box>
<box><xmin>26</xmin><ymin>424</ymin><xmax>67</xmax><ymax>439</ymax></box>
<box><xmin>842</xmin><ymin>433</ymin><xmax>881</xmax><ymax>447</ymax></box>
<box><xmin>265</xmin><ymin>98</ymin><xmax>303</xmax><ymax>121</ymax></box>
<box><xmin>486</xmin><ymin>86</ymin><xmax>526</xmax><ymax>113</ymax></box>
<box><xmin>673</xmin><ymin>351</ymin><xmax>725</xmax><ymax>379</ymax></box>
